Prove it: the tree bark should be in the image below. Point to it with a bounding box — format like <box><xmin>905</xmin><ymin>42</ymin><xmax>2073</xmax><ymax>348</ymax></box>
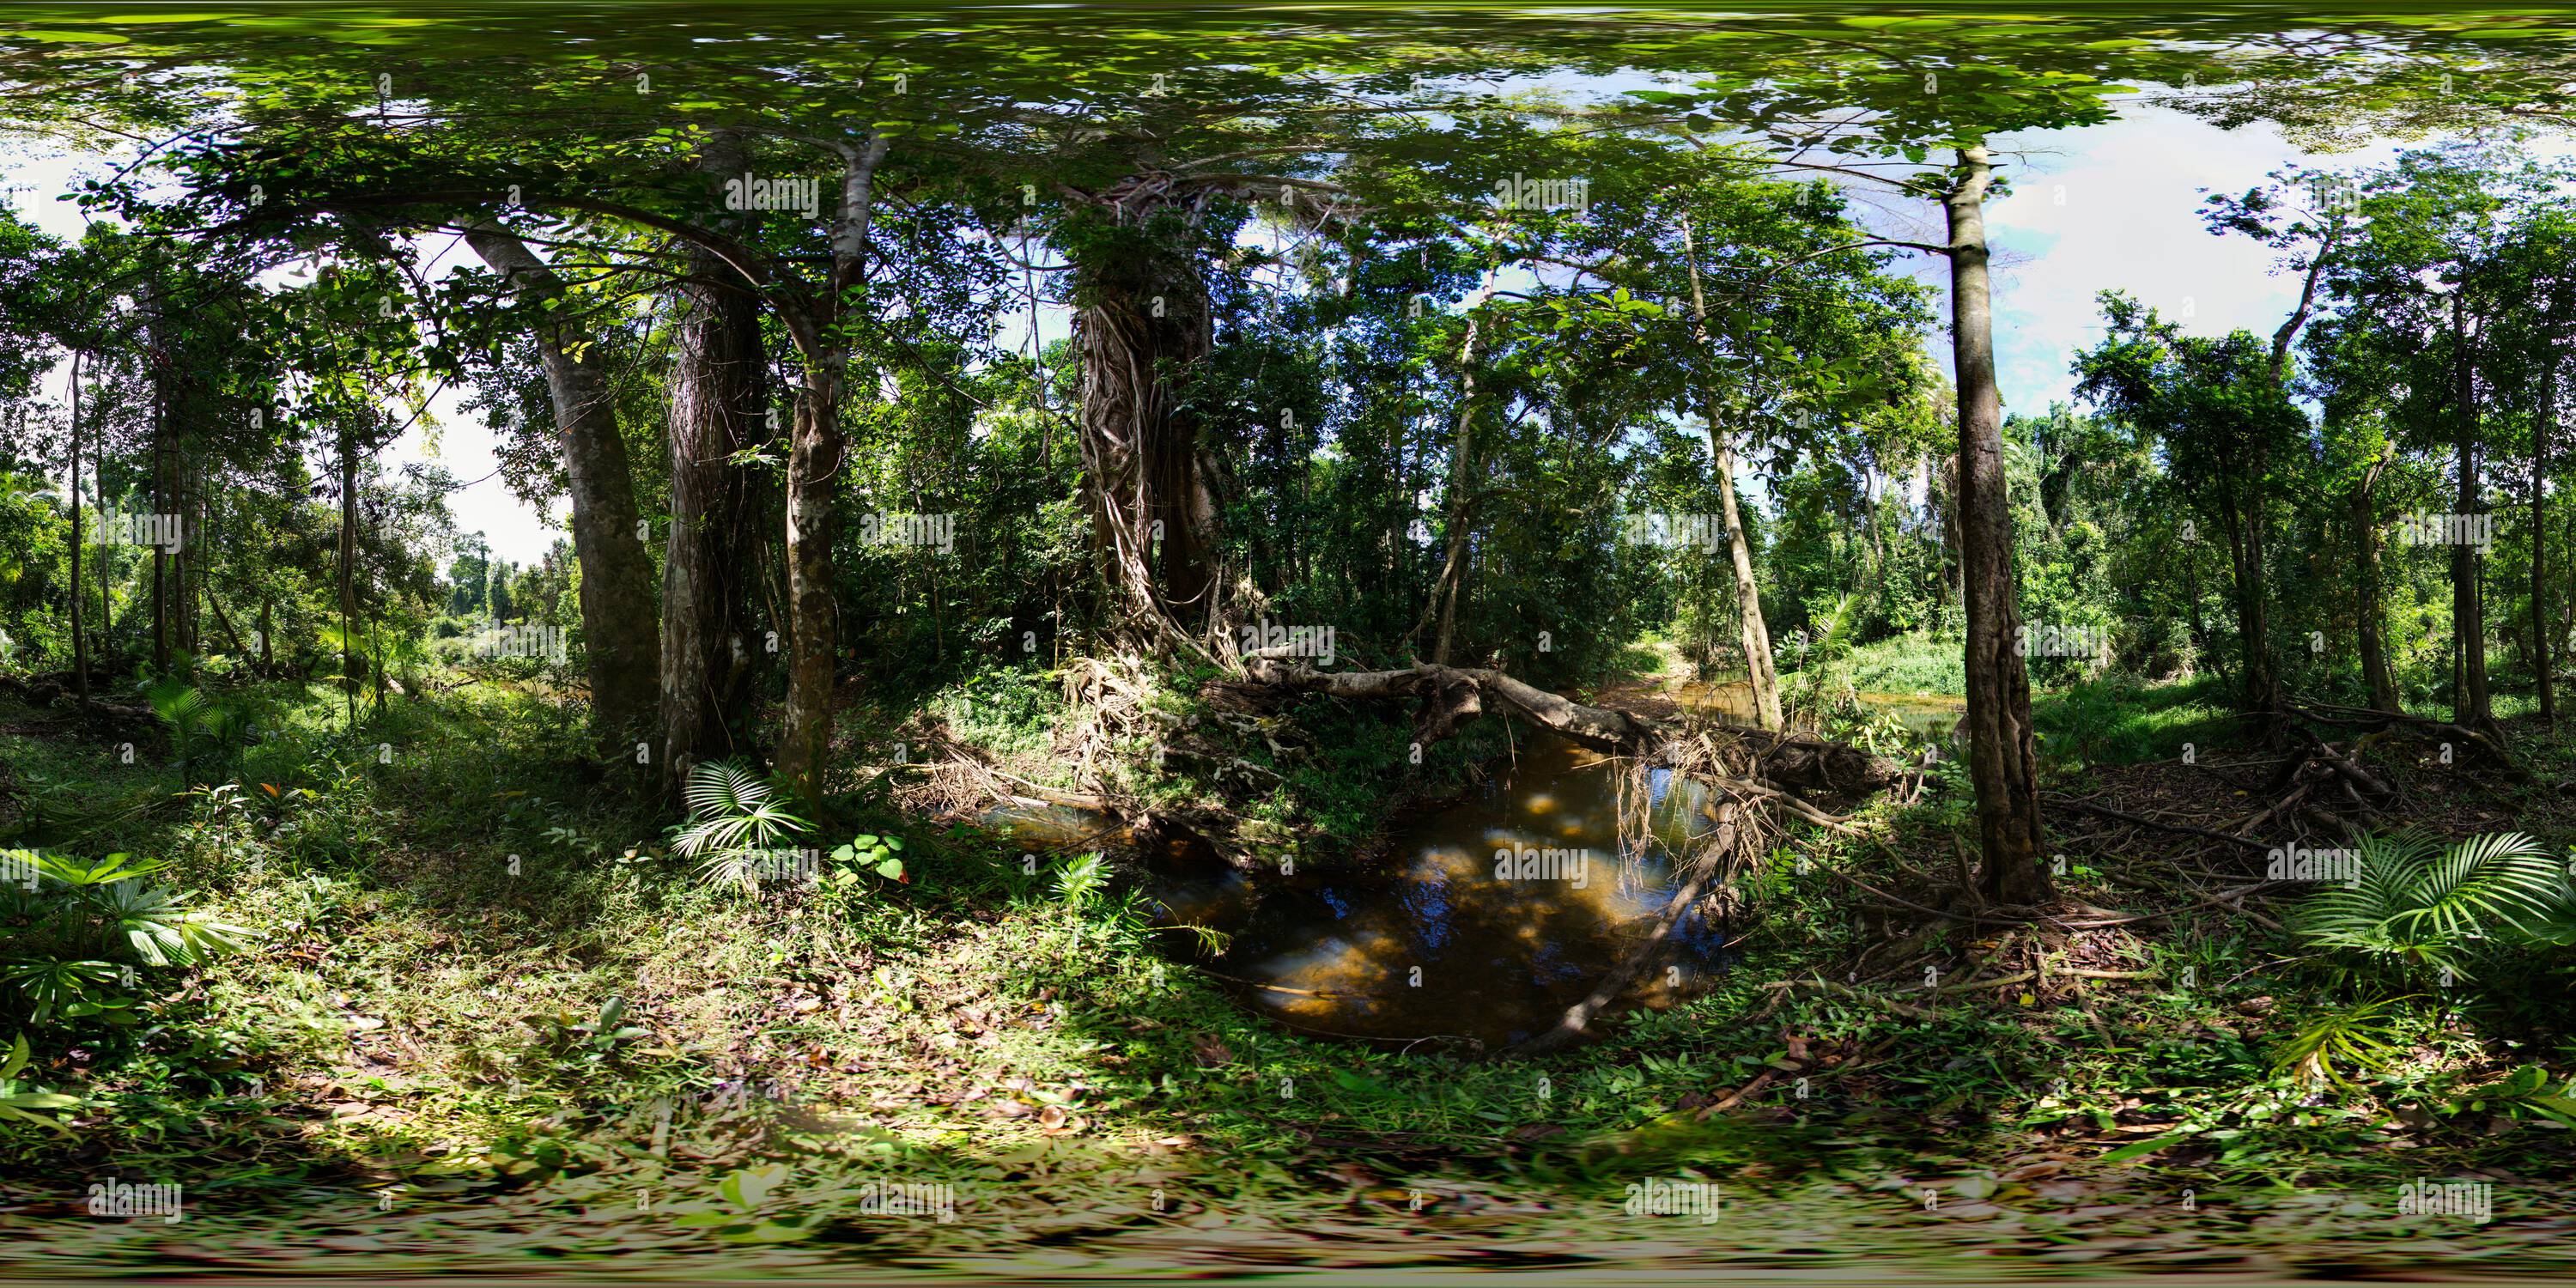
<box><xmin>337</xmin><ymin>423</ymin><xmax>357</xmax><ymax>729</ymax></box>
<box><xmin>464</xmin><ymin>221</ymin><xmax>664</xmax><ymax>760</ymax></box>
<box><xmin>1943</xmin><ymin>147</ymin><xmax>2050</xmax><ymax>906</ymax></box>
<box><xmin>1680</xmin><ymin>216</ymin><xmax>1783</xmax><ymax>730</ymax></box>
<box><xmin>1070</xmin><ymin>183</ymin><xmax>1225</xmax><ymax>656</ymax></box>
<box><xmin>145</xmin><ymin>280</ymin><xmax>169</xmax><ymax>677</ymax></box>
<box><xmin>775</xmin><ymin>131</ymin><xmax>892</xmax><ymax>805</ymax></box>
<box><xmin>659</xmin><ymin>131</ymin><xmax>773</xmax><ymax>799</ymax></box>
<box><xmin>2217</xmin><ymin>494</ymin><xmax>2280</xmax><ymax>714</ymax></box>
<box><xmin>1710</xmin><ymin>429</ymin><xmax>1782</xmax><ymax>728</ymax></box>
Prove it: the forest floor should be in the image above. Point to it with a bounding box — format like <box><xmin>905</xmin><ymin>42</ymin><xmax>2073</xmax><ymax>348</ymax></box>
<box><xmin>2</xmin><ymin>660</ymin><xmax>2573</xmax><ymax>1279</ymax></box>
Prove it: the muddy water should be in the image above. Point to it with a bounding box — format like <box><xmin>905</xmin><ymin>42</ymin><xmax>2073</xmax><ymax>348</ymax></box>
<box><xmin>1133</xmin><ymin>737</ymin><xmax>1738</xmax><ymax>1053</ymax></box>
<box><xmin>985</xmin><ymin>683</ymin><xmax>1960</xmax><ymax>1052</ymax></box>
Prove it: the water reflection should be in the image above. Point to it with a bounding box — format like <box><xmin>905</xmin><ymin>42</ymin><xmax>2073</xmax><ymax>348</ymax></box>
<box><xmin>1142</xmin><ymin>736</ymin><xmax>1738</xmax><ymax>1052</ymax></box>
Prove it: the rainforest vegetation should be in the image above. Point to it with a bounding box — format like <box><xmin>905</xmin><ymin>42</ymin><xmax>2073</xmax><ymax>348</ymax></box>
<box><xmin>3</xmin><ymin>5</ymin><xmax>2576</xmax><ymax>1280</ymax></box>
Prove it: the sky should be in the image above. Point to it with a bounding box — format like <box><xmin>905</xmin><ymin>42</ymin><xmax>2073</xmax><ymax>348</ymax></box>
<box><xmin>2</xmin><ymin>94</ymin><xmax>2419</xmax><ymax>566</ymax></box>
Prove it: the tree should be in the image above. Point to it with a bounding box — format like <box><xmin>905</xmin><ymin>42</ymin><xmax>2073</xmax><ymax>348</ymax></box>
<box><xmin>2077</xmin><ymin>294</ymin><xmax>2308</xmax><ymax>720</ymax></box>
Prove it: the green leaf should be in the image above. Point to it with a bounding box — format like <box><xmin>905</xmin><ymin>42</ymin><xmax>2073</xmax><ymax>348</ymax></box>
<box><xmin>2099</xmin><ymin>1132</ymin><xmax>2193</xmax><ymax>1163</ymax></box>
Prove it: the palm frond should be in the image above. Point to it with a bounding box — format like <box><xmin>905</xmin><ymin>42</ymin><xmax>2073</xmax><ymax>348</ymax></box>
<box><xmin>2291</xmin><ymin>831</ymin><xmax>2568</xmax><ymax>981</ymax></box>
<box><xmin>2270</xmin><ymin>994</ymin><xmax>2414</xmax><ymax>1087</ymax></box>
<box><xmin>2399</xmin><ymin>831</ymin><xmax>2561</xmax><ymax>942</ymax></box>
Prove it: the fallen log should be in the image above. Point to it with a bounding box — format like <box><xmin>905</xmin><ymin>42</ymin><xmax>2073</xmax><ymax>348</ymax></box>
<box><xmin>1242</xmin><ymin>659</ymin><xmax>1904</xmax><ymax>795</ymax></box>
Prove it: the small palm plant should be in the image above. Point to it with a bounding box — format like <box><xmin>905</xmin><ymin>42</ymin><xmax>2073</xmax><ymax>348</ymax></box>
<box><xmin>2268</xmin><ymin>994</ymin><xmax>2414</xmax><ymax>1086</ymax></box>
<box><xmin>669</xmin><ymin>761</ymin><xmax>811</xmax><ymax>896</ymax></box>
<box><xmin>2289</xmin><ymin>831</ymin><xmax>2570</xmax><ymax>987</ymax></box>
<box><xmin>143</xmin><ymin>677</ymin><xmax>246</xmax><ymax>785</ymax></box>
<box><xmin>0</xmin><ymin>850</ymin><xmax>256</xmax><ymax>1025</ymax></box>
<box><xmin>0</xmin><ymin>1035</ymin><xmax>78</xmax><ymax>1134</ymax></box>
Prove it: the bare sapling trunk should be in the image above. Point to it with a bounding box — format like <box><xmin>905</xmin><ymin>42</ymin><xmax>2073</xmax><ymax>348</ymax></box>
<box><xmin>1679</xmin><ymin>216</ymin><xmax>1783</xmax><ymax>729</ymax></box>
<box><xmin>2451</xmin><ymin>294</ymin><xmax>2496</xmax><ymax>735</ymax></box>
<box><xmin>2356</xmin><ymin>446</ymin><xmax>2401</xmax><ymax>714</ymax></box>
<box><xmin>1943</xmin><ymin>146</ymin><xmax>2050</xmax><ymax>906</ymax></box>
<box><xmin>1419</xmin><ymin>284</ymin><xmax>1490</xmax><ymax>665</ymax></box>
<box><xmin>1710</xmin><ymin>428</ymin><xmax>1782</xmax><ymax>729</ymax></box>
<box><xmin>67</xmin><ymin>349</ymin><xmax>87</xmax><ymax>702</ymax></box>
<box><xmin>2535</xmin><ymin>355</ymin><xmax>2555</xmax><ymax>725</ymax></box>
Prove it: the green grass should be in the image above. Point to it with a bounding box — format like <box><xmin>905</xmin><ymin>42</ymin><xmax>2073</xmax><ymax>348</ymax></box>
<box><xmin>2032</xmin><ymin>671</ymin><xmax>2239</xmax><ymax>769</ymax></box>
<box><xmin>3</xmin><ymin>666</ymin><xmax>2573</xmax><ymax>1276</ymax></box>
<box><xmin>1789</xmin><ymin>631</ymin><xmax>1967</xmax><ymax>696</ymax></box>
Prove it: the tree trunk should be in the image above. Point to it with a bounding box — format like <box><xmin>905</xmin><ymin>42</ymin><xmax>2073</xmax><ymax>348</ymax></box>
<box><xmin>2218</xmin><ymin>495</ymin><xmax>2279</xmax><ymax>714</ymax></box>
<box><xmin>464</xmin><ymin>222</ymin><xmax>664</xmax><ymax>760</ymax></box>
<box><xmin>775</xmin><ymin>132</ymin><xmax>892</xmax><ymax>805</ymax></box>
<box><xmin>1679</xmin><ymin>216</ymin><xmax>1783</xmax><ymax>730</ymax></box>
<box><xmin>659</xmin><ymin>131</ymin><xmax>773</xmax><ymax>798</ymax></box>
<box><xmin>2535</xmin><ymin>355</ymin><xmax>2555</xmax><ymax>725</ymax></box>
<box><xmin>1420</xmin><ymin>289</ymin><xmax>1489</xmax><ymax>665</ymax></box>
<box><xmin>1070</xmin><ymin>188</ymin><xmax>1224</xmax><ymax>656</ymax></box>
<box><xmin>1710</xmin><ymin>430</ymin><xmax>1782</xmax><ymax>729</ymax></box>
<box><xmin>337</xmin><ymin>423</ymin><xmax>357</xmax><ymax>729</ymax></box>
<box><xmin>1943</xmin><ymin>147</ymin><xmax>2050</xmax><ymax>906</ymax></box>
<box><xmin>67</xmin><ymin>349</ymin><xmax>87</xmax><ymax>702</ymax></box>
<box><xmin>777</xmin><ymin>368</ymin><xmax>844</xmax><ymax>804</ymax></box>
<box><xmin>150</xmin><ymin>324</ymin><xmax>168</xmax><ymax>677</ymax></box>
<box><xmin>2355</xmin><ymin>447</ymin><xmax>2401</xmax><ymax>713</ymax></box>
<box><xmin>2451</xmin><ymin>294</ymin><xmax>2495</xmax><ymax>732</ymax></box>
<box><xmin>2182</xmin><ymin>534</ymin><xmax>2214</xmax><ymax>683</ymax></box>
